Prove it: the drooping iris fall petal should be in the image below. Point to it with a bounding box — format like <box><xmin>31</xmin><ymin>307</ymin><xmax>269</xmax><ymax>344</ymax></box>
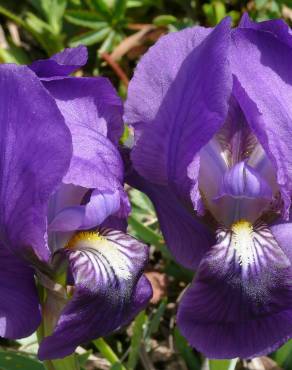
<box><xmin>178</xmin><ymin>223</ymin><xmax>292</xmax><ymax>359</ymax></box>
<box><xmin>38</xmin><ymin>229</ymin><xmax>151</xmax><ymax>359</ymax></box>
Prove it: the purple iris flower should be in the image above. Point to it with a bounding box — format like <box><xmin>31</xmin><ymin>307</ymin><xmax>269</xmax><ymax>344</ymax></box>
<box><xmin>0</xmin><ymin>46</ymin><xmax>151</xmax><ymax>360</ymax></box>
<box><xmin>125</xmin><ymin>14</ymin><xmax>292</xmax><ymax>359</ymax></box>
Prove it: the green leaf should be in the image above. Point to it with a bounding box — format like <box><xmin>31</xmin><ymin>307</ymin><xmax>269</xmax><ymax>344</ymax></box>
<box><xmin>0</xmin><ymin>46</ymin><xmax>30</xmax><ymax>64</ymax></box>
<box><xmin>143</xmin><ymin>299</ymin><xmax>167</xmax><ymax>352</ymax></box>
<box><xmin>203</xmin><ymin>1</ymin><xmax>226</xmax><ymax>26</ymax></box>
<box><xmin>227</xmin><ymin>10</ymin><xmax>241</xmax><ymax>25</ymax></box>
<box><xmin>153</xmin><ymin>14</ymin><xmax>177</xmax><ymax>26</ymax></box>
<box><xmin>127</xmin><ymin>0</ymin><xmax>143</xmax><ymax>7</ymax></box>
<box><xmin>98</xmin><ymin>29</ymin><xmax>116</xmax><ymax>53</ymax></box>
<box><xmin>112</xmin><ymin>0</ymin><xmax>127</xmax><ymax>20</ymax></box>
<box><xmin>0</xmin><ymin>4</ymin><xmax>62</xmax><ymax>54</ymax></box>
<box><xmin>65</xmin><ymin>10</ymin><xmax>106</xmax><ymax>28</ymax></box>
<box><xmin>48</xmin><ymin>0</ymin><xmax>67</xmax><ymax>34</ymax></box>
<box><xmin>129</xmin><ymin>189</ymin><xmax>155</xmax><ymax>215</ymax></box>
<box><xmin>127</xmin><ymin>311</ymin><xmax>147</xmax><ymax>370</ymax></box>
<box><xmin>146</xmin><ymin>298</ymin><xmax>167</xmax><ymax>336</ymax></box>
<box><xmin>213</xmin><ymin>1</ymin><xmax>226</xmax><ymax>24</ymax></box>
<box><xmin>255</xmin><ymin>0</ymin><xmax>269</xmax><ymax>8</ymax></box>
<box><xmin>25</xmin><ymin>12</ymin><xmax>52</xmax><ymax>32</ymax></box>
<box><xmin>27</xmin><ymin>0</ymin><xmax>67</xmax><ymax>34</ymax></box>
<box><xmin>274</xmin><ymin>339</ymin><xmax>292</xmax><ymax>369</ymax></box>
<box><xmin>120</xmin><ymin>125</ymin><xmax>130</xmax><ymax>145</ymax></box>
<box><xmin>209</xmin><ymin>358</ymin><xmax>238</xmax><ymax>370</ymax></box>
<box><xmin>69</xmin><ymin>0</ymin><xmax>81</xmax><ymax>5</ymax></box>
<box><xmin>174</xmin><ymin>328</ymin><xmax>201</xmax><ymax>370</ymax></box>
<box><xmin>91</xmin><ymin>0</ymin><xmax>112</xmax><ymax>18</ymax></box>
<box><xmin>127</xmin><ymin>0</ymin><xmax>162</xmax><ymax>7</ymax></box>
<box><xmin>128</xmin><ymin>215</ymin><xmax>171</xmax><ymax>258</ymax></box>
<box><xmin>78</xmin><ymin>350</ymin><xmax>92</xmax><ymax>366</ymax></box>
<box><xmin>27</xmin><ymin>0</ymin><xmax>46</xmax><ymax>16</ymax></box>
<box><xmin>69</xmin><ymin>27</ymin><xmax>111</xmax><ymax>46</ymax></box>
<box><xmin>110</xmin><ymin>363</ymin><xmax>124</xmax><ymax>370</ymax></box>
<box><xmin>0</xmin><ymin>350</ymin><xmax>45</xmax><ymax>370</ymax></box>
<box><xmin>0</xmin><ymin>5</ymin><xmax>26</xmax><ymax>27</ymax></box>
<box><xmin>93</xmin><ymin>338</ymin><xmax>126</xmax><ymax>370</ymax></box>
<box><xmin>48</xmin><ymin>355</ymin><xmax>81</xmax><ymax>370</ymax></box>
<box><xmin>25</xmin><ymin>12</ymin><xmax>64</xmax><ymax>54</ymax></box>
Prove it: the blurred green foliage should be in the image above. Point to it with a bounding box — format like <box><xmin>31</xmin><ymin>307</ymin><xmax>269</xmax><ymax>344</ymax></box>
<box><xmin>0</xmin><ymin>0</ymin><xmax>291</xmax><ymax>82</ymax></box>
<box><xmin>0</xmin><ymin>0</ymin><xmax>292</xmax><ymax>369</ymax></box>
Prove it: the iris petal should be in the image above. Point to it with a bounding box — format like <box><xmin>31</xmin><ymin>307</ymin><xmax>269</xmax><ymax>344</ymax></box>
<box><xmin>38</xmin><ymin>229</ymin><xmax>151</xmax><ymax>359</ymax></box>
<box><xmin>177</xmin><ymin>223</ymin><xmax>292</xmax><ymax>359</ymax></box>
<box><xmin>0</xmin><ymin>247</ymin><xmax>41</xmax><ymax>338</ymax></box>
<box><xmin>127</xmin><ymin>169</ymin><xmax>213</xmax><ymax>269</ymax></box>
<box><xmin>239</xmin><ymin>13</ymin><xmax>292</xmax><ymax>48</ymax></box>
<box><xmin>44</xmin><ymin>77</ymin><xmax>124</xmax><ymax>189</ymax></box>
<box><xmin>216</xmin><ymin>161</ymin><xmax>272</xmax><ymax>200</ymax></box>
<box><xmin>0</xmin><ymin>65</ymin><xmax>72</xmax><ymax>260</ymax></box>
<box><xmin>126</xmin><ymin>19</ymin><xmax>232</xmax><ymax>198</ymax></box>
<box><xmin>44</xmin><ymin>76</ymin><xmax>123</xmax><ymax>146</ymax></box>
<box><xmin>44</xmin><ymin>76</ymin><xmax>126</xmax><ymax>242</ymax></box>
<box><xmin>29</xmin><ymin>46</ymin><xmax>88</xmax><ymax>79</ymax></box>
<box><xmin>230</xmin><ymin>27</ymin><xmax>292</xmax><ymax>217</ymax></box>
<box><xmin>49</xmin><ymin>188</ymin><xmax>125</xmax><ymax>232</ymax></box>
<box><xmin>207</xmin><ymin>162</ymin><xmax>273</xmax><ymax>225</ymax></box>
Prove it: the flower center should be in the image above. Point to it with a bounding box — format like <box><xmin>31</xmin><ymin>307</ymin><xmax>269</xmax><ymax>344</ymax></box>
<box><xmin>66</xmin><ymin>231</ymin><xmax>131</xmax><ymax>280</ymax></box>
<box><xmin>198</xmin><ymin>112</ymin><xmax>278</xmax><ymax>226</ymax></box>
<box><xmin>66</xmin><ymin>231</ymin><xmax>105</xmax><ymax>249</ymax></box>
<box><xmin>215</xmin><ymin>220</ymin><xmax>290</xmax><ymax>281</ymax></box>
<box><xmin>231</xmin><ymin>220</ymin><xmax>254</xmax><ymax>267</ymax></box>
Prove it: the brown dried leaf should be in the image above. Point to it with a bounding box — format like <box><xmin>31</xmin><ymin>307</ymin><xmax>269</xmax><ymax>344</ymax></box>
<box><xmin>145</xmin><ymin>271</ymin><xmax>168</xmax><ymax>304</ymax></box>
<box><xmin>110</xmin><ymin>25</ymin><xmax>156</xmax><ymax>62</ymax></box>
<box><xmin>282</xmin><ymin>5</ymin><xmax>292</xmax><ymax>22</ymax></box>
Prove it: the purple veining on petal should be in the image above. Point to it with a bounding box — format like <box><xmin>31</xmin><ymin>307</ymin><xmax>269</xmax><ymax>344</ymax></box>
<box><xmin>39</xmin><ymin>229</ymin><xmax>151</xmax><ymax>360</ymax></box>
<box><xmin>178</xmin><ymin>222</ymin><xmax>292</xmax><ymax>359</ymax></box>
<box><xmin>43</xmin><ymin>76</ymin><xmax>123</xmax><ymax>145</ymax></box>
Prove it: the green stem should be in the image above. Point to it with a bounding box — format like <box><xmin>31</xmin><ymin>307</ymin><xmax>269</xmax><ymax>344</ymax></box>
<box><xmin>0</xmin><ymin>5</ymin><xmax>26</xmax><ymax>27</ymax></box>
<box><xmin>37</xmin><ymin>284</ymin><xmax>80</xmax><ymax>370</ymax></box>
<box><xmin>45</xmin><ymin>358</ymin><xmax>80</xmax><ymax>370</ymax></box>
<box><xmin>93</xmin><ymin>338</ymin><xmax>127</xmax><ymax>370</ymax></box>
